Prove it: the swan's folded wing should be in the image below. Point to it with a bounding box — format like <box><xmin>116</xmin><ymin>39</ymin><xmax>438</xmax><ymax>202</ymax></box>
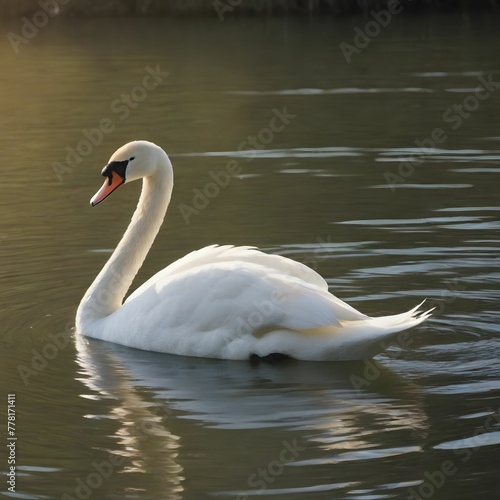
<box><xmin>123</xmin><ymin>260</ymin><xmax>367</xmax><ymax>339</ymax></box>
<box><xmin>125</xmin><ymin>245</ymin><xmax>329</xmax><ymax>305</ymax></box>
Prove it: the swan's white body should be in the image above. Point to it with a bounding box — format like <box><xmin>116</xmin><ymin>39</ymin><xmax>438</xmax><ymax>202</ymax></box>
<box><xmin>76</xmin><ymin>141</ymin><xmax>432</xmax><ymax>361</ymax></box>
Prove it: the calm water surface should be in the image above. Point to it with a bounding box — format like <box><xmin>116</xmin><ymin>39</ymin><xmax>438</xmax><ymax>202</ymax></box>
<box><xmin>1</xmin><ymin>15</ymin><xmax>500</xmax><ymax>500</ymax></box>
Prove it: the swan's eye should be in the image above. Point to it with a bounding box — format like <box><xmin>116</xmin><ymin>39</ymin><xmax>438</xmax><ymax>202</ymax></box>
<box><xmin>129</xmin><ymin>157</ymin><xmax>135</xmax><ymax>161</ymax></box>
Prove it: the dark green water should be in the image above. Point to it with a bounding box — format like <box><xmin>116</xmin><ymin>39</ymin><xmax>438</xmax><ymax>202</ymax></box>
<box><xmin>1</xmin><ymin>14</ymin><xmax>500</xmax><ymax>500</ymax></box>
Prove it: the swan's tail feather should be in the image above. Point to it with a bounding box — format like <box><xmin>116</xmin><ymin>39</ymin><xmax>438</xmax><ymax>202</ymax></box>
<box><xmin>365</xmin><ymin>300</ymin><xmax>434</xmax><ymax>329</ymax></box>
<box><xmin>258</xmin><ymin>301</ymin><xmax>433</xmax><ymax>360</ymax></box>
<box><xmin>294</xmin><ymin>300</ymin><xmax>433</xmax><ymax>340</ymax></box>
<box><xmin>320</xmin><ymin>300</ymin><xmax>433</xmax><ymax>359</ymax></box>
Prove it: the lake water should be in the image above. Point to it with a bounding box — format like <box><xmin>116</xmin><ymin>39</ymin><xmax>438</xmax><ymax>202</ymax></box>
<box><xmin>1</xmin><ymin>13</ymin><xmax>500</xmax><ymax>500</ymax></box>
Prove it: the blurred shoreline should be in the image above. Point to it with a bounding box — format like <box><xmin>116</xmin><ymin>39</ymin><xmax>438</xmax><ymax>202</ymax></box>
<box><xmin>0</xmin><ymin>0</ymin><xmax>498</xmax><ymax>18</ymax></box>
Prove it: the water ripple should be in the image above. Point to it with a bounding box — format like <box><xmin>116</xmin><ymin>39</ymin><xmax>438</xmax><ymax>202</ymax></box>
<box><xmin>434</xmin><ymin>431</ymin><xmax>500</xmax><ymax>450</ymax></box>
<box><xmin>224</xmin><ymin>87</ymin><xmax>433</xmax><ymax>95</ymax></box>
<box><xmin>216</xmin><ymin>481</ymin><xmax>359</xmax><ymax>497</ymax></box>
<box><xmin>292</xmin><ymin>445</ymin><xmax>421</xmax><ymax>466</ymax></box>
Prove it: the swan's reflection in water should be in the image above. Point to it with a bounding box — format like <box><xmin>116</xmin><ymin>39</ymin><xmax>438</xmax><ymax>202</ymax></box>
<box><xmin>76</xmin><ymin>335</ymin><xmax>185</xmax><ymax>498</ymax></box>
<box><xmin>75</xmin><ymin>334</ymin><xmax>429</xmax><ymax>497</ymax></box>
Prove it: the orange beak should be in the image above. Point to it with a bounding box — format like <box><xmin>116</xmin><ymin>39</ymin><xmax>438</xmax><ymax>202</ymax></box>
<box><xmin>90</xmin><ymin>173</ymin><xmax>125</xmax><ymax>206</ymax></box>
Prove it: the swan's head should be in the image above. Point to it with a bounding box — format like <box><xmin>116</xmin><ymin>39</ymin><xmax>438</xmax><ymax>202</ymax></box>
<box><xmin>90</xmin><ymin>140</ymin><xmax>171</xmax><ymax>206</ymax></box>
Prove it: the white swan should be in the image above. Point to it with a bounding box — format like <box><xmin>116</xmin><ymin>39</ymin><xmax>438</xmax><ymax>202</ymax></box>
<box><xmin>76</xmin><ymin>140</ymin><xmax>432</xmax><ymax>361</ymax></box>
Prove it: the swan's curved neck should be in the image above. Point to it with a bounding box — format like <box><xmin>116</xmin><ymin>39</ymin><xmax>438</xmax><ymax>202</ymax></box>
<box><xmin>77</xmin><ymin>162</ymin><xmax>172</xmax><ymax>324</ymax></box>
